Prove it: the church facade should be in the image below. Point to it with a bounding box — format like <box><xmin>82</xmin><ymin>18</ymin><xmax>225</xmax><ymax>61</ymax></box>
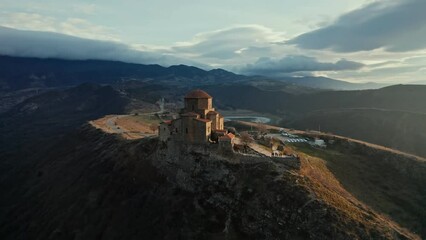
<box><xmin>159</xmin><ymin>89</ymin><xmax>232</xmax><ymax>144</ymax></box>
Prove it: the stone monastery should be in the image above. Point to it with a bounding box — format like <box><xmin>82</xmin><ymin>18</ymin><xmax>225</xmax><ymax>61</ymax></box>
<box><xmin>159</xmin><ymin>89</ymin><xmax>234</xmax><ymax>145</ymax></box>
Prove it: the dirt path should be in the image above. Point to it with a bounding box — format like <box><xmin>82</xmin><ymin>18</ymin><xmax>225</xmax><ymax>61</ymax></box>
<box><xmin>90</xmin><ymin>112</ymin><xmax>160</xmax><ymax>140</ymax></box>
<box><xmin>105</xmin><ymin>115</ymin><xmax>127</xmax><ymax>134</ymax></box>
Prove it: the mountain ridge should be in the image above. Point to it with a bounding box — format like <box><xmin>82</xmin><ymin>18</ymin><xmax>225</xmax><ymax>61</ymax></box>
<box><xmin>0</xmin><ymin>55</ymin><xmax>384</xmax><ymax>91</ymax></box>
<box><xmin>276</xmin><ymin>76</ymin><xmax>388</xmax><ymax>90</ymax></box>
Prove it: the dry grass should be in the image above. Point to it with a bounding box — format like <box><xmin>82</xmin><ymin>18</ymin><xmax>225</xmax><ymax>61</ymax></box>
<box><xmin>299</xmin><ymin>131</ymin><xmax>426</xmax><ymax>161</ymax></box>
<box><xmin>89</xmin><ymin>114</ymin><xmax>161</xmax><ymax>140</ymax></box>
<box><xmin>89</xmin><ymin>115</ymin><xmax>117</xmax><ymax>133</ymax></box>
<box><xmin>115</xmin><ymin>115</ymin><xmax>159</xmax><ymax>134</ymax></box>
<box><xmin>298</xmin><ymin>151</ymin><xmax>365</xmax><ymax>220</ymax></box>
<box><xmin>289</xmin><ymin>144</ymin><xmax>421</xmax><ymax>239</ymax></box>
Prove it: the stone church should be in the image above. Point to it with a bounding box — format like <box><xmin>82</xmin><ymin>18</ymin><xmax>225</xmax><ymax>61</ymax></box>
<box><xmin>159</xmin><ymin>89</ymin><xmax>233</xmax><ymax>144</ymax></box>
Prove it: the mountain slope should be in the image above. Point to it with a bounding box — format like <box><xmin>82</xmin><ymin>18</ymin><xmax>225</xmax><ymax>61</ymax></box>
<box><xmin>203</xmin><ymin>84</ymin><xmax>426</xmax><ymax>157</ymax></box>
<box><xmin>0</xmin><ymin>125</ymin><xmax>419</xmax><ymax>239</ymax></box>
<box><xmin>0</xmin><ymin>55</ymin><xmax>243</xmax><ymax>91</ymax></box>
<box><xmin>206</xmin><ymin>84</ymin><xmax>426</xmax><ymax>114</ymax></box>
<box><xmin>277</xmin><ymin>76</ymin><xmax>387</xmax><ymax>90</ymax></box>
<box><xmin>287</xmin><ymin>109</ymin><xmax>426</xmax><ymax>157</ymax></box>
<box><xmin>0</xmin><ymin>55</ymin><xmax>385</xmax><ymax>91</ymax></box>
<box><xmin>0</xmin><ymin>84</ymin><xmax>422</xmax><ymax>239</ymax></box>
<box><xmin>288</xmin><ymin>135</ymin><xmax>426</xmax><ymax>238</ymax></box>
<box><xmin>0</xmin><ymin>84</ymin><xmax>131</xmax><ymax>204</ymax></box>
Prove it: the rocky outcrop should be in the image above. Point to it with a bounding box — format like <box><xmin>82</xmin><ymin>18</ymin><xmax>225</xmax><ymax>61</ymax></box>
<box><xmin>151</xmin><ymin>140</ymin><xmax>416</xmax><ymax>240</ymax></box>
<box><xmin>0</xmin><ymin>125</ymin><xmax>419</xmax><ymax>239</ymax></box>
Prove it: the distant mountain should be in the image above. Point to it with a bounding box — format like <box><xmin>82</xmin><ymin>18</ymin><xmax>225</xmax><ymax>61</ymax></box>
<box><xmin>0</xmin><ymin>55</ymin><xmax>244</xmax><ymax>91</ymax></box>
<box><xmin>205</xmin><ymin>84</ymin><xmax>426</xmax><ymax>114</ymax></box>
<box><xmin>206</xmin><ymin>84</ymin><xmax>426</xmax><ymax>115</ymax></box>
<box><xmin>0</xmin><ymin>55</ymin><xmax>386</xmax><ymax>91</ymax></box>
<box><xmin>0</xmin><ymin>83</ymin><xmax>130</xmax><ymax>152</ymax></box>
<box><xmin>277</xmin><ymin>76</ymin><xmax>388</xmax><ymax>90</ymax></box>
<box><xmin>203</xmin><ymin>84</ymin><xmax>426</xmax><ymax>157</ymax></box>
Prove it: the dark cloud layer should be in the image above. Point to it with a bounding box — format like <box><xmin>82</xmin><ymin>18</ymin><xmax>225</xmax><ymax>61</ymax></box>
<box><xmin>0</xmin><ymin>26</ymin><xmax>203</xmax><ymax>67</ymax></box>
<box><xmin>240</xmin><ymin>55</ymin><xmax>364</xmax><ymax>76</ymax></box>
<box><xmin>287</xmin><ymin>0</ymin><xmax>426</xmax><ymax>52</ymax></box>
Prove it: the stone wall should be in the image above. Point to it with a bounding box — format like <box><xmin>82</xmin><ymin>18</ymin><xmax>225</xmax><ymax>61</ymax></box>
<box><xmin>159</xmin><ymin>122</ymin><xmax>170</xmax><ymax>141</ymax></box>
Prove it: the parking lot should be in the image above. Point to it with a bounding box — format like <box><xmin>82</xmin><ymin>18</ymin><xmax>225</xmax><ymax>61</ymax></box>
<box><xmin>265</xmin><ymin>133</ymin><xmax>309</xmax><ymax>144</ymax></box>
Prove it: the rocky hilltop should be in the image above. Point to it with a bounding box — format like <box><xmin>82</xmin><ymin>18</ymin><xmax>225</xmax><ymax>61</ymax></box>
<box><xmin>0</xmin><ymin>124</ymin><xmax>418</xmax><ymax>240</ymax></box>
<box><xmin>0</xmin><ymin>83</ymin><xmax>424</xmax><ymax>239</ymax></box>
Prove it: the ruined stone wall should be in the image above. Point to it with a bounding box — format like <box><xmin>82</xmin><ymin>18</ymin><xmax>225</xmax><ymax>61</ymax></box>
<box><xmin>171</xmin><ymin>118</ymin><xmax>181</xmax><ymax>136</ymax></box>
<box><xmin>159</xmin><ymin>122</ymin><xmax>170</xmax><ymax>141</ymax></box>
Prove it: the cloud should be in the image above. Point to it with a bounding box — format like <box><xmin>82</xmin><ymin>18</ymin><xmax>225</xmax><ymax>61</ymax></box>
<box><xmin>172</xmin><ymin>25</ymin><xmax>285</xmax><ymax>60</ymax></box>
<box><xmin>327</xmin><ymin>54</ymin><xmax>426</xmax><ymax>83</ymax></box>
<box><xmin>0</xmin><ymin>12</ymin><xmax>118</xmax><ymax>41</ymax></box>
<box><xmin>239</xmin><ymin>55</ymin><xmax>364</xmax><ymax>77</ymax></box>
<box><xmin>73</xmin><ymin>3</ymin><xmax>97</xmax><ymax>15</ymax></box>
<box><xmin>0</xmin><ymin>26</ymin><xmax>206</xmax><ymax>68</ymax></box>
<box><xmin>287</xmin><ymin>0</ymin><xmax>426</xmax><ymax>52</ymax></box>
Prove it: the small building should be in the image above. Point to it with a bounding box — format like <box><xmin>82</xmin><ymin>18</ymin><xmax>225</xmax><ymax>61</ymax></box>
<box><xmin>313</xmin><ymin>138</ymin><xmax>326</xmax><ymax>148</ymax></box>
<box><xmin>159</xmin><ymin>89</ymin><xmax>226</xmax><ymax>144</ymax></box>
<box><xmin>272</xmin><ymin>150</ymin><xmax>282</xmax><ymax>157</ymax></box>
<box><xmin>218</xmin><ymin>133</ymin><xmax>235</xmax><ymax>148</ymax></box>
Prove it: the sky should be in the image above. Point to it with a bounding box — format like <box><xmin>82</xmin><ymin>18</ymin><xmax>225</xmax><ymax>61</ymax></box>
<box><xmin>1</xmin><ymin>0</ymin><xmax>426</xmax><ymax>84</ymax></box>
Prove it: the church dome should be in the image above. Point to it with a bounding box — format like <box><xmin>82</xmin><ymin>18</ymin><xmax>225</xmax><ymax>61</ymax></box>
<box><xmin>184</xmin><ymin>89</ymin><xmax>212</xmax><ymax>99</ymax></box>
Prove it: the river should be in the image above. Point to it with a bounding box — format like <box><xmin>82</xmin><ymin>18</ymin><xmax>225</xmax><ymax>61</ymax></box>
<box><xmin>224</xmin><ymin>116</ymin><xmax>271</xmax><ymax>123</ymax></box>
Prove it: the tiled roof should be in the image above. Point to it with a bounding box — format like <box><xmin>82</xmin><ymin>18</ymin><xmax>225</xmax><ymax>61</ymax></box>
<box><xmin>194</xmin><ymin>118</ymin><xmax>211</xmax><ymax>123</ymax></box>
<box><xmin>181</xmin><ymin>112</ymin><xmax>199</xmax><ymax>117</ymax></box>
<box><xmin>161</xmin><ymin>120</ymin><xmax>172</xmax><ymax>125</ymax></box>
<box><xmin>215</xmin><ymin>129</ymin><xmax>227</xmax><ymax>132</ymax></box>
<box><xmin>219</xmin><ymin>136</ymin><xmax>231</xmax><ymax>141</ymax></box>
<box><xmin>184</xmin><ymin>89</ymin><xmax>212</xmax><ymax>99</ymax></box>
<box><xmin>219</xmin><ymin>133</ymin><xmax>235</xmax><ymax>141</ymax></box>
<box><xmin>207</xmin><ymin>110</ymin><xmax>219</xmax><ymax>115</ymax></box>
